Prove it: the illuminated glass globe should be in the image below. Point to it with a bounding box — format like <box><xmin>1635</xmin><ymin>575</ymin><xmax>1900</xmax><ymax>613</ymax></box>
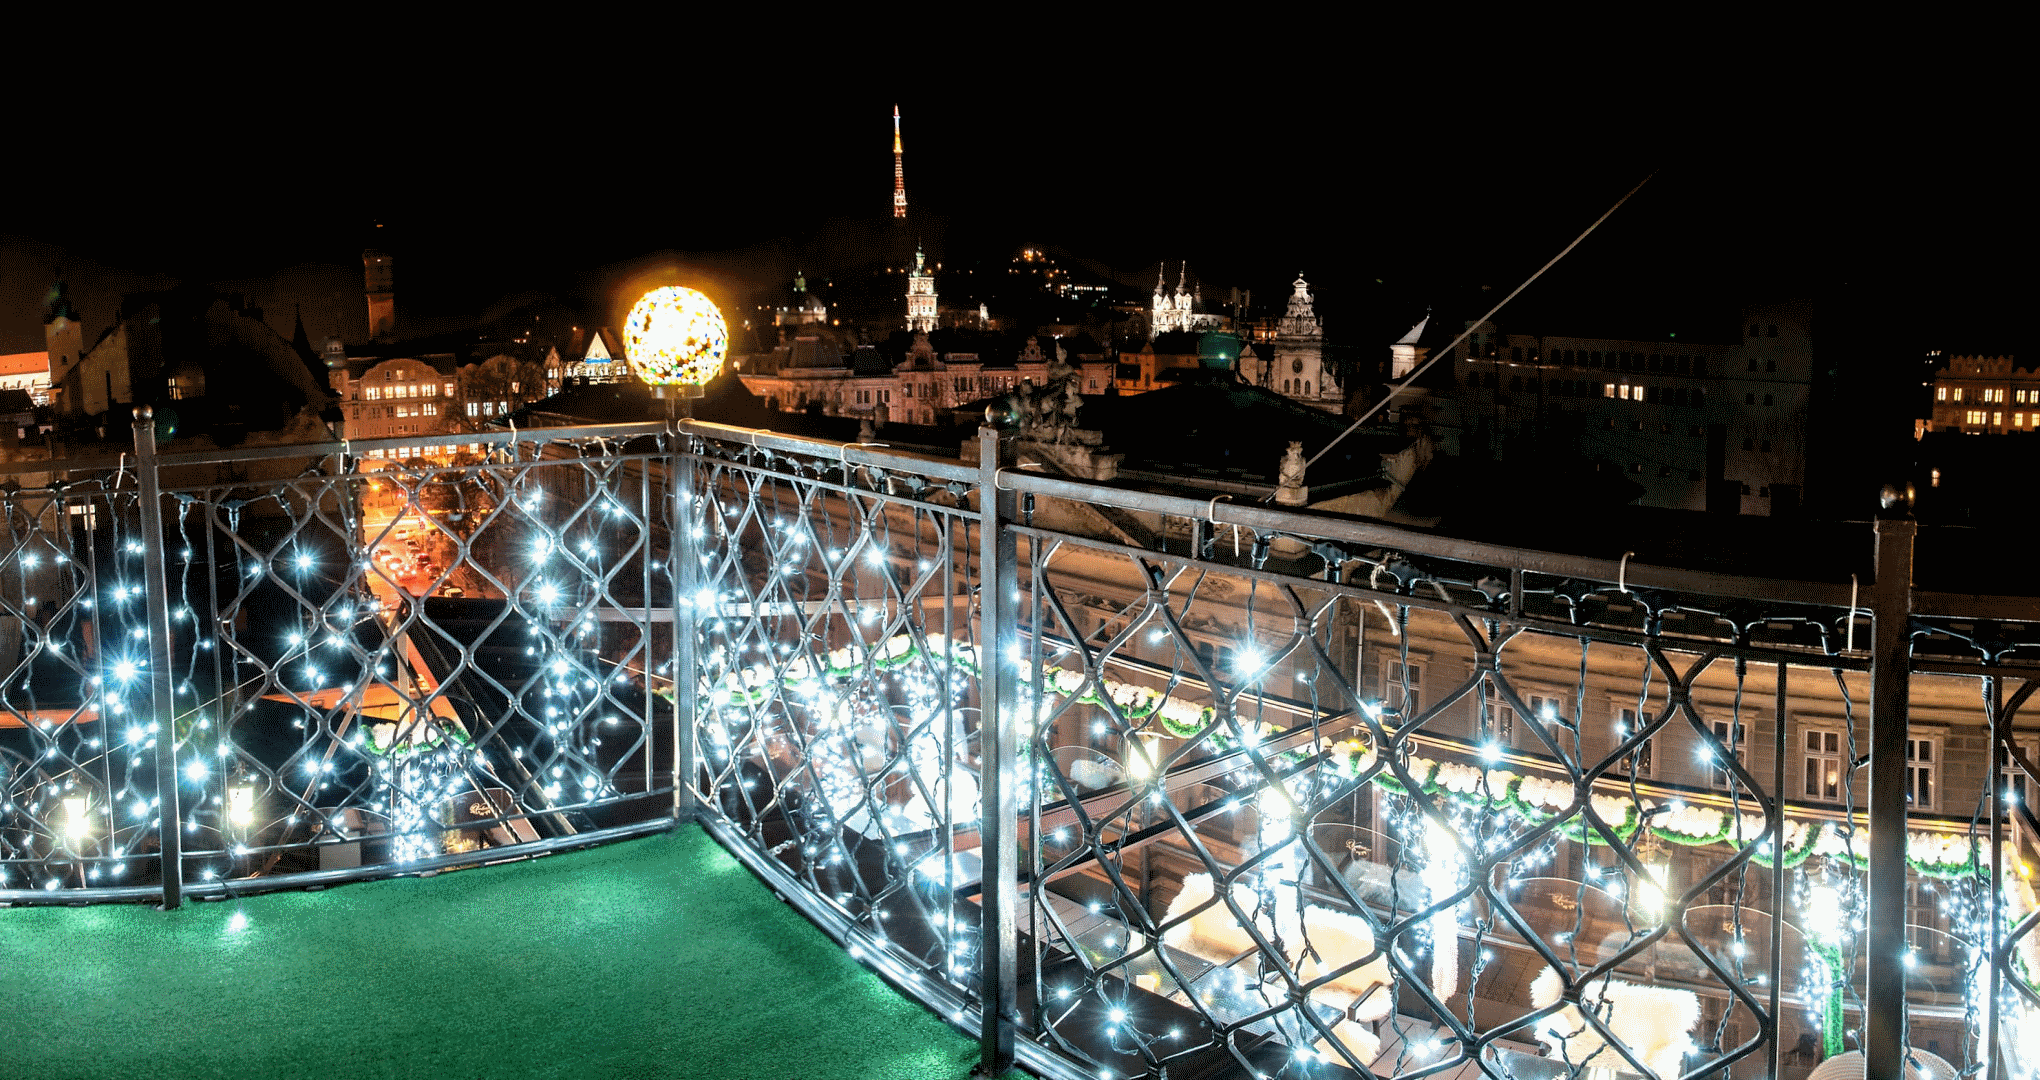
<box><xmin>624</xmin><ymin>286</ymin><xmax>728</xmax><ymax>390</ymax></box>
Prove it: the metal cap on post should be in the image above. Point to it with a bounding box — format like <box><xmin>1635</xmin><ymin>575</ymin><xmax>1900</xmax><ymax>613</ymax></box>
<box><xmin>1865</xmin><ymin>487</ymin><xmax>1917</xmax><ymax>1079</ymax></box>
<box><xmin>133</xmin><ymin>406</ymin><xmax>183</xmax><ymax>910</ymax></box>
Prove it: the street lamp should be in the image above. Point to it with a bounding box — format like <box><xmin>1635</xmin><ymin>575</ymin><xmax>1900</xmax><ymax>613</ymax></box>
<box><xmin>623</xmin><ymin>286</ymin><xmax>728</xmax><ymax>415</ymax></box>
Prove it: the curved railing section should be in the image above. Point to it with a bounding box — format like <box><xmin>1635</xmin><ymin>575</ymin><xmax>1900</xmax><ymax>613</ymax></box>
<box><xmin>9</xmin><ymin>414</ymin><xmax>2040</xmax><ymax>1080</ymax></box>
<box><xmin>675</xmin><ymin>420</ymin><xmax>2040</xmax><ymax>1080</ymax></box>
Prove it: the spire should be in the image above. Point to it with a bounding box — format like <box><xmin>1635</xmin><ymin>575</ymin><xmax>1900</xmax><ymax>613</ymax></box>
<box><xmin>43</xmin><ymin>276</ymin><xmax>81</xmax><ymax>324</ymax></box>
<box><xmin>892</xmin><ymin>105</ymin><xmax>907</xmax><ymax>219</ymax></box>
<box><xmin>291</xmin><ymin>304</ymin><xmax>314</xmax><ymax>358</ymax></box>
<box><xmin>1396</xmin><ymin>313</ymin><xmax>1430</xmax><ymax>345</ymax></box>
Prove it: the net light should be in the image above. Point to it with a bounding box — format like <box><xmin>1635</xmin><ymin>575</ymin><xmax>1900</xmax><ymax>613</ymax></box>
<box><xmin>624</xmin><ymin>286</ymin><xmax>727</xmax><ymax>398</ymax></box>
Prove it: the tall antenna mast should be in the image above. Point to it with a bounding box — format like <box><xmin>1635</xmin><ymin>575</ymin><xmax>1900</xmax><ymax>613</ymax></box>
<box><xmin>892</xmin><ymin>105</ymin><xmax>907</xmax><ymax>219</ymax></box>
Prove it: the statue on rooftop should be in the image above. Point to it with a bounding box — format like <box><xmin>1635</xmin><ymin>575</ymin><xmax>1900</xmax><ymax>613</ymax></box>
<box><xmin>1275</xmin><ymin>441</ymin><xmax>1309</xmax><ymax>506</ymax></box>
<box><xmin>1014</xmin><ymin>354</ymin><xmax>1085</xmax><ymax>445</ymax></box>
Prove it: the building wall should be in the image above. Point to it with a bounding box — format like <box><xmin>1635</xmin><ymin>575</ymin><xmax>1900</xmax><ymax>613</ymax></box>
<box><xmin>74</xmin><ymin>325</ymin><xmax>133</xmax><ymax>418</ymax></box>
<box><xmin>1441</xmin><ymin>301</ymin><xmax>1813</xmax><ymax>515</ymax></box>
<box><xmin>742</xmin><ymin>357</ymin><xmax>1113</xmax><ymax>426</ymax></box>
<box><xmin>1928</xmin><ymin>354</ymin><xmax>2038</xmax><ymax>434</ymax></box>
<box><xmin>336</xmin><ymin>357</ymin><xmax>455</xmax><ymax>441</ymax></box>
<box><xmin>0</xmin><ymin>352</ymin><xmax>52</xmax><ymax>406</ymax></box>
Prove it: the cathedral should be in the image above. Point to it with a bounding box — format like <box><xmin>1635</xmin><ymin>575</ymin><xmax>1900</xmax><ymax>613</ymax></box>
<box><xmin>1149</xmin><ymin>263</ymin><xmax>1227</xmax><ymax>336</ymax></box>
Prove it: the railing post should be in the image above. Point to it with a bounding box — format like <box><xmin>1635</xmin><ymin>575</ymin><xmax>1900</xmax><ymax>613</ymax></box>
<box><xmin>133</xmin><ymin>407</ymin><xmax>182</xmax><ymax>910</ymax></box>
<box><xmin>974</xmin><ymin>425</ymin><xmax>1018</xmax><ymax>1078</ymax></box>
<box><xmin>1865</xmin><ymin>513</ymin><xmax>1916</xmax><ymax>1078</ymax></box>
<box><xmin>671</xmin><ymin>417</ymin><xmax>698</xmax><ymax>823</ymax></box>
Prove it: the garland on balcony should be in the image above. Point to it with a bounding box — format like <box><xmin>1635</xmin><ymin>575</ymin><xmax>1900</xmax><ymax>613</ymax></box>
<box><xmin>362</xmin><ymin>718</ymin><xmax>474</xmax><ymax>758</ymax></box>
<box><xmin>687</xmin><ymin>632</ymin><xmax>1993</xmax><ymax>880</ymax></box>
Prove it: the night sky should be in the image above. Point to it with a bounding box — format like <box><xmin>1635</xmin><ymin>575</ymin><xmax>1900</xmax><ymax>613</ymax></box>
<box><xmin>0</xmin><ymin>86</ymin><xmax>2013</xmax><ymax>363</ymax></box>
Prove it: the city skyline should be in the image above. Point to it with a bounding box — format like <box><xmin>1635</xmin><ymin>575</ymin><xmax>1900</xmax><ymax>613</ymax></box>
<box><xmin>2</xmin><ymin>94</ymin><xmax>1988</xmax><ymax>359</ymax></box>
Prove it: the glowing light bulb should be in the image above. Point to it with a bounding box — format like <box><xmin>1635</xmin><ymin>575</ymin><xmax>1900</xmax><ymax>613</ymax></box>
<box><xmin>62</xmin><ymin>796</ymin><xmax>91</xmax><ymax>843</ymax></box>
<box><xmin>229</xmin><ymin>784</ymin><xmax>256</xmax><ymax>829</ymax></box>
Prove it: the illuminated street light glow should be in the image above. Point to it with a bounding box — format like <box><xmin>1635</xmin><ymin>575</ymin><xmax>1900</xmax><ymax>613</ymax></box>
<box><xmin>624</xmin><ymin>286</ymin><xmax>728</xmax><ymax>389</ymax></box>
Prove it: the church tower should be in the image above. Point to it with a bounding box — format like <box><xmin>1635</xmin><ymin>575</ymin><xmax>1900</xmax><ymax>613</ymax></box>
<box><xmin>1272</xmin><ymin>274</ymin><xmax>1336</xmax><ymax>412</ymax></box>
<box><xmin>1390</xmin><ymin>314</ymin><xmax>1430</xmax><ymax>379</ymax></box>
<box><xmin>363</xmin><ymin>247</ymin><xmax>396</xmax><ymax>339</ymax></box>
<box><xmin>892</xmin><ymin>105</ymin><xmax>907</xmax><ymax>219</ymax></box>
<box><xmin>906</xmin><ymin>246</ymin><xmax>938</xmax><ymax>332</ymax></box>
<box><xmin>44</xmin><ymin>278</ymin><xmax>84</xmax><ymax>390</ymax></box>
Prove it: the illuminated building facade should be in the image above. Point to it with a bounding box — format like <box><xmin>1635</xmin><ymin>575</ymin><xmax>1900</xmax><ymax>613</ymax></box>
<box><xmin>331</xmin><ymin>345</ymin><xmax>561</xmax><ymax>460</ymax></box>
<box><xmin>1268</xmin><ymin>274</ymin><xmax>1337</xmax><ymax>412</ymax></box>
<box><xmin>1149</xmin><ymin>263</ymin><xmax>1225</xmax><ymax>336</ymax></box>
<box><xmin>1</xmin><ymin>352</ymin><xmax>52</xmax><ymax>406</ymax></box>
<box><xmin>565</xmin><ymin>328</ymin><xmax>630</xmax><ymax>383</ymax></box>
<box><xmin>906</xmin><ymin>248</ymin><xmax>938</xmax><ymax>333</ymax></box>
<box><xmin>737</xmin><ymin>332</ymin><xmax>1111</xmax><ymax>427</ymax></box>
<box><xmin>1926</xmin><ymin>354</ymin><xmax>2039</xmax><ymax>433</ymax></box>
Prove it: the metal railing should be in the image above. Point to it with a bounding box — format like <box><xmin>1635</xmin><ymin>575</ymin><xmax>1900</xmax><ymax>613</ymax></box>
<box><xmin>677</xmin><ymin>421</ymin><xmax>2040</xmax><ymax>1080</ymax></box>
<box><xmin>1</xmin><ymin>411</ymin><xmax>679</xmax><ymax>905</ymax></box>
<box><xmin>8</xmin><ymin>412</ymin><xmax>2040</xmax><ymax>1080</ymax></box>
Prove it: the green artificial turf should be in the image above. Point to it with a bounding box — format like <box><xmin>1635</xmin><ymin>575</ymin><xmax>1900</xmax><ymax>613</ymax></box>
<box><xmin>0</xmin><ymin>826</ymin><xmax>1008</xmax><ymax>1080</ymax></box>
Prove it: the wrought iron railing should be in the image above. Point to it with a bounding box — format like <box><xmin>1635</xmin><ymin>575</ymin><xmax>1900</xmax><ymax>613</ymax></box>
<box><xmin>677</xmin><ymin>422</ymin><xmax>2040</xmax><ymax>1080</ymax></box>
<box><xmin>7</xmin><ymin>411</ymin><xmax>2040</xmax><ymax>1080</ymax></box>
<box><xmin>1</xmin><ymin>412</ymin><xmax>679</xmax><ymax>906</ymax></box>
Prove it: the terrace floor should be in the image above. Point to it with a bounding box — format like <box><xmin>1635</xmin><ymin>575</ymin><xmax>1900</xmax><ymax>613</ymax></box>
<box><xmin>0</xmin><ymin>826</ymin><xmax>997</xmax><ymax>1080</ymax></box>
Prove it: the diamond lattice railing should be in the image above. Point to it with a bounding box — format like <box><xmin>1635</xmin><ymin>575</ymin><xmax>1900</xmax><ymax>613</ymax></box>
<box><xmin>2</xmin><ymin>433</ymin><xmax>678</xmax><ymax>900</ymax></box>
<box><xmin>675</xmin><ymin>424</ymin><xmax>2040</xmax><ymax>1080</ymax></box>
<box><xmin>0</xmin><ymin>475</ymin><xmax>163</xmax><ymax>893</ymax></box>
<box><xmin>683</xmin><ymin>434</ymin><xmax>992</xmax><ymax>1002</ymax></box>
<box><xmin>1006</xmin><ymin>521</ymin><xmax>1840</xmax><ymax>1080</ymax></box>
<box><xmin>14</xmin><ymin>420</ymin><xmax>2040</xmax><ymax>1080</ymax></box>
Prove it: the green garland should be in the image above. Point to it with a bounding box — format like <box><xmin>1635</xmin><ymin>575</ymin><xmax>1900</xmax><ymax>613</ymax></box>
<box><xmin>687</xmin><ymin>634</ymin><xmax>1991</xmax><ymax>884</ymax></box>
<box><xmin>362</xmin><ymin>720</ymin><xmax>473</xmax><ymax>758</ymax></box>
<box><xmin>1805</xmin><ymin>940</ymin><xmax>1847</xmax><ymax>1058</ymax></box>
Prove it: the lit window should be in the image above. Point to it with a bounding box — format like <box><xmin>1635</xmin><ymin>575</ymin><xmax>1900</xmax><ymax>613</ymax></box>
<box><xmin>1954</xmin><ymin>388</ymin><xmax>1964</xmax><ymax>401</ymax></box>
<box><xmin>1481</xmin><ymin>682</ymin><xmax>1516</xmax><ymax>743</ymax></box>
<box><xmin>1906</xmin><ymin>736</ymin><xmax>1938</xmax><ymax>810</ymax></box>
<box><xmin>1604</xmin><ymin>383</ymin><xmax>1616</xmax><ymax>398</ymax></box>
<box><xmin>1995</xmin><ymin>412</ymin><xmax>2005</xmax><ymax>426</ymax></box>
<box><xmin>1802</xmin><ymin>728</ymin><xmax>1846</xmax><ymax>802</ymax></box>
<box><xmin>2002</xmin><ymin>737</ymin><xmax>2040</xmax><ymax>810</ymax></box>
<box><xmin>366</xmin><ymin>386</ymin><xmax>381</xmax><ymax>401</ymax></box>
<box><xmin>1615</xmin><ymin>707</ymin><xmax>1653</xmax><ymax>776</ymax></box>
<box><xmin>1937</xmin><ymin>387</ymin><xmax>1947</xmax><ymax>401</ymax></box>
<box><xmin>1383</xmin><ymin>659</ymin><xmax>1422</xmax><ymax>717</ymax></box>
<box><xmin>1710</xmin><ymin>721</ymin><xmax>1748</xmax><ymax>790</ymax></box>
